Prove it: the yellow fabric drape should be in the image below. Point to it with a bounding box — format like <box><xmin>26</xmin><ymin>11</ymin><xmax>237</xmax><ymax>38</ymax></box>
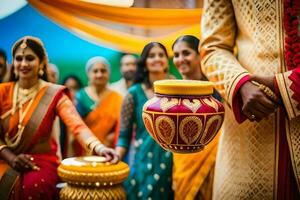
<box><xmin>28</xmin><ymin>0</ymin><xmax>202</xmax><ymax>54</ymax></box>
<box><xmin>173</xmin><ymin>132</ymin><xmax>220</xmax><ymax>200</ymax></box>
<box><xmin>31</xmin><ymin>0</ymin><xmax>202</xmax><ymax>26</ymax></box>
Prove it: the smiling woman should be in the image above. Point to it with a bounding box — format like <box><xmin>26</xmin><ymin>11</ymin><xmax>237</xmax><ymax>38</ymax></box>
<box><xmin>171</xmin><ymin>35</ymin><xmax>221</xmax><ymax>200</ymax></box>
<box><xmin>115</xmin><ymin>42</ymin><xmax>174</xmax><ymax>199</ymax></box>
<box><xmin>74</xmin><ymin>56</ymin><xmax>123</xmax><ymax>154</ymax></box>
<box><xmin>0</xmin><ymin>36</ymin><xmax>119</xmax><ymax>199</ymax></box>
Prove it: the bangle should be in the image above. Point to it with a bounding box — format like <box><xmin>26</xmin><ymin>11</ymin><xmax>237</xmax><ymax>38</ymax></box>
<box><xmin>86</xmin><ymin>136</ymin><xmax>98</xmax><ymax>145</ymax></box>
<box><xmin>251</xmin><ymin>81</ymin><xmax>279</xmax><ymax>103</ymax></box>
<box><xmin>85</xmin><ymin>136</ymin><xmax>99</xmax><ymax>149</ymax></box>
<box><xmin>0</xmin><ymin>145</ymin><xmax>8</xmax><ymax>152</ymax></box>
<box><xmin>89</xmin><ymin>140</ymin><xmax>101</xmax><ymax>151</ymax></box>
<box><xmin>94</xmin><ymin>143</ymin><xmax>105</xmax><ymax>153</ymax></box>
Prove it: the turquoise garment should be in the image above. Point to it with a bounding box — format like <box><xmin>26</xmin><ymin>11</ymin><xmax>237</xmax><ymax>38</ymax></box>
<box><xmin>75</xmin><ymin>88</ymin><xmax>95</xmax><ymax>118</ymax></box>
<box><xmin>117</xmin><ymin>84</ymin><xmax>174</xmax><ymax>199</ymax></box>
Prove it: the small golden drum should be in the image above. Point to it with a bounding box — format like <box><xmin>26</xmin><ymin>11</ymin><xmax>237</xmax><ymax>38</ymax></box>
<box><xmin>58</xmin><ymin>156</ymin><xmax>130</xmax><ymax>200</ymax></box>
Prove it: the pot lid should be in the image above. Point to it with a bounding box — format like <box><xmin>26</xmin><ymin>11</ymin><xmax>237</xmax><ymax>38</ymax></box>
<box><xmin>154</xmin><ymin>79</ymin><xmax>213</xmax><ymax>95</ymax></box>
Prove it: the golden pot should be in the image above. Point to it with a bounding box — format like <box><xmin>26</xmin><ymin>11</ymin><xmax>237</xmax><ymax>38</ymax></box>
<box><xmin>142</xmin><ymin>80</ymin><xmax>224</xmax><ymax>153</ymax></box>
<box><xmin>58</xmin><ymin>156</ymin><xmax>130</xmax><ymax>200</ymax></box>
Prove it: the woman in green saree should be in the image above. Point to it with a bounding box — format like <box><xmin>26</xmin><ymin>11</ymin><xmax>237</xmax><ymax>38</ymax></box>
<box><xmin>116</xmin><ymin>42</ymin><xmax>174</xmax><ymax>199</ymax></box>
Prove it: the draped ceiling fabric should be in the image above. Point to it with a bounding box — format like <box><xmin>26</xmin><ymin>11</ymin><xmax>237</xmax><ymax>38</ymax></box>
<box><xmin>28</xmin><ymin>0</ymin><xmax>202</xmax><ymax>54</ymax></box>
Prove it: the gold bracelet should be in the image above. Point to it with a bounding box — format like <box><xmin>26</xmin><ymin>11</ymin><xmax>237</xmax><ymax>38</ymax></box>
<box><xmin>89</xmin><ymin>140</ymin><xmax>101</xmax><ymax>151</ymax></box>
<box><xmin>85</xmin><ymin>136</ymin><xmax>99</xmax><ymax>149</ymax></box>
<box><xmin>0</xmin><ymin>145</ymin><xmax>8</xmax><ymax>152</ymax></box>
<box><xmin>94</xmin><ymin>143</ymin><xmax>106</xmax><ymax>153</ymax></box>
<box><xmin>251</xmin><ymin>81</ymin><xmax>279</xmax><ymax>102</ymax></box>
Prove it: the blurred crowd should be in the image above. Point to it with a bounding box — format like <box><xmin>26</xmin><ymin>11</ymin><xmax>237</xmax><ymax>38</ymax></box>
<box><xmin>0</xmin><ymin>35</ymin><xmax>218</xmax><ymax>199</ymax></box>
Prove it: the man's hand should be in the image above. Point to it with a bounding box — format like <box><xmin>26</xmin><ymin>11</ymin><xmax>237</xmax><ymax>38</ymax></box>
<box><xmin>239</xmin><ymin>81</ymin><xmax>278</xmax><ymax>121</ymax></box>
<box><xmin>250</xmin><ymin>74</ymin><xmax>275</xmax><ymax>91</ymax></box>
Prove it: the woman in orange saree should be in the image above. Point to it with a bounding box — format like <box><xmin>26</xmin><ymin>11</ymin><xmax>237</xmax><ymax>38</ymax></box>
<box><xmin>74</xmin><ymin>56</ymin><xmax>122</xmax><ymax>155</ymax></box>
<box><xmin>0</xmin><ymin>36</ymin><xmax>119</xmax><ymax>200</ymax></box>
<box><xmin>172</xmin><ymin>35</ymin><xmax>222</xmax><ymax>200</ymax></box>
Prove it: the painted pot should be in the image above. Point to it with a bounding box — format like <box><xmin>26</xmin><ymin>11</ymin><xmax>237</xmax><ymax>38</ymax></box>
<box><xmin>142</xmin><ymin>80</ymin><xmax>224</xmax><ymax>153</ymax></box>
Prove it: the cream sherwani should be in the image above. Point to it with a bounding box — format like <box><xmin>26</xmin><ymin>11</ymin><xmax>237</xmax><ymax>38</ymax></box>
<box><xmin>200</xmin><ymin>0</ymin><xmax>300</xmax><ymax>199</ymax></box>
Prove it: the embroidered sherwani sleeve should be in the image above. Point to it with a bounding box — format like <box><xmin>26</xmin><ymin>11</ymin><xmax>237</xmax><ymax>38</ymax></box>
<box><xmin>275</xmin><ymin>68</ymin><xmax>300</xmax><ymax>120</ymax></box>
<box><xmin>200</xmin><ymin>0</ymin><xmax>250</xmax><ymax>122</ymax></box>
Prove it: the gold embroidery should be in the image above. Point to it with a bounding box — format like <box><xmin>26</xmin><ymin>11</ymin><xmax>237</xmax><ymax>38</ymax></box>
<box><xmin>142</xmin><ymin>112</ymin><xmax>156</xmax><ymax>140</ymax></box>
<box><xmin>276</xmin><ymin>73</ymin><xmax>295</xmax><ymax>119</ymax></box>
<box><xmin>179</xmin><ymin>116</ymin><xmax>203</xmax><ymax>145</ymax></box>
<box><xmin>251</xmin><ymin>81</ymin><xmax>279</xmax><ymax>103</ymax></box>
<box><xmin>283</xmin><ymin>72</ymin><xmax>300</xmax><ymax>117</ymax></box>
<box><xmin>202</xmin><ymin>98</ymin><xmax>219</xmax><ymax>112</ymax></box>
<box><xmin>160</xmin><ymin>97</ymin><xmax>179</xmax><ymax>112</ymax></box>
<box><xmin>155</xmin><ymin>115</ymin><xmax>175</xmax><ymax>145</ymax></box>
<box><xmin>200</xmin><ymin>115</ymin><xmax>223</xmax><ymax>145</ymax></box>
<box><xmin>285</xmin><ymin>116</ymin><xmax>300</xmax><ymax>191</ymax></box>
<box><xmin>201</xmin><ymin>0</ymin><xmax>283</xmax><ymax>197</ymax></box>
<box><xmin>58</xmin><ymin>157</ymin><xmax>129</xmax><ymax>199</ymax></box>
<box><xmin>182</xmin><ymin>99</ymin><xmax>202</xmax><ymax>113</ymax></box>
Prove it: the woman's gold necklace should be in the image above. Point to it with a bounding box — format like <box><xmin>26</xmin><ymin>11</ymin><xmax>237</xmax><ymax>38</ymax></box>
<box><xmin>5</xmin><ymin>80</ymin><xmax>40</xmax><ymax>148</ymax></box>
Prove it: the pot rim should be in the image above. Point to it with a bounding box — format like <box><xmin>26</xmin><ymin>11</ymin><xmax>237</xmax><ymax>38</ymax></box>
<box><xmin>154</xmin><ymin>79</ymin><xmax>213</xmax><ymax>96</ymax></box>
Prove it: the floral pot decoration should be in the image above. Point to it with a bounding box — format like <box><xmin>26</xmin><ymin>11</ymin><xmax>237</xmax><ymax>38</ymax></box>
<box><xmin>142</xmin><ymin>80</ymin><xmax>224</xmax><ymax>153</ymax></box>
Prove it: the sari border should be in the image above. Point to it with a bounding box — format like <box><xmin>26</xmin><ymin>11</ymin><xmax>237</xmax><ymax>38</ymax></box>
<box><xmin>84</xmin><ymin>88</ymin><xmax>116</xmax><ymax>117</ymax></box>
<box><xmin>14</xmin><ymin>84</ymin><xmax>64</xmax><ymax>154</ymax></box>
<box><xmin>227</xmin><ymin>72</ymin><xmax>249</xmax><ymax>107</ymax></box>
<box><xmin>275</xmin><ymin>73</ymin><xmax>295</xmax><ymax>119</ymax></box>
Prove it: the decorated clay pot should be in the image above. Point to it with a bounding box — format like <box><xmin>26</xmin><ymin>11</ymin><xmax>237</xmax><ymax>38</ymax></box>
<box><xmin>58</xmin><ymin>156</ymin><xmax>130</xmax><ymax>200</ymax></box>
<box><xmin>142</xmin><ymin>80</ymin><xmax>224</xmax><ymax>153</ymax></box>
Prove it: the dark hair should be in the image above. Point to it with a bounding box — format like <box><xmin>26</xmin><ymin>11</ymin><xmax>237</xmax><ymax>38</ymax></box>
<box><xmin>10</xmin><ymin>37</ymin><xmax>48</xmax><ymax>81</ymax></box>
<box><xmin>0</xmin><ymin>49</ymin><xmax>7</xmax><ymax>61</ymax></box>
<box><xmin>134</xmin><ymin>42</ymin><xmax>168</xmax><ymax>88</ymax></box>
<box><xmin>172</xmin><ymin>35</ymin><xmax>200</xmax><ymax>54</ymax></box>
<box><xmin>121</xmin><ymin>53</ymin><xmax>136</xmax><ymax>58</ymax></box>
<box><xmin>62</xmin><ymin>74</ymin><xmax>83</xmax><ymax>88</ymax></box>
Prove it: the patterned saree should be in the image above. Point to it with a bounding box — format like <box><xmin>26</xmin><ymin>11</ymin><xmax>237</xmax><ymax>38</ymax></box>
<box><xmin>0</xmin><ymin>82</ymin><xmax>66</xmax><ymax>200</ymax></box>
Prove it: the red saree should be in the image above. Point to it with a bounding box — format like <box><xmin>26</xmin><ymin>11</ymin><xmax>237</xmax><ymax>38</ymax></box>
<box><xmin>0</xmin><ymin>82</ymin><xmax>67</xmax><ymax>200</ymax></box>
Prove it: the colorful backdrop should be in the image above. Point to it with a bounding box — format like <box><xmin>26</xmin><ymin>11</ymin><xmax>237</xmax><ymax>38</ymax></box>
<box><xmin>0</xmin><ymin>1</ymin><xmax>203</xmax><ymax>84</ymax></box>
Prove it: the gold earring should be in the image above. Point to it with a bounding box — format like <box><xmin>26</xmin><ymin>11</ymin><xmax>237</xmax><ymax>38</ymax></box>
<box><xmin>14</xmin><ymin>69</ymin><xmax>19</xmax><ymax>78</ymax></box>
<box><xmin>39</xmin><ymin>69</ymin><xmax>44</xmax><ymax>76</ymax></box>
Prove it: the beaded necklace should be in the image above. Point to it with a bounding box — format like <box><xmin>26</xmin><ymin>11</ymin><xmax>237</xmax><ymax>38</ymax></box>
<box><xmin>4</xmin><ymin>80</ymin><xmax>41</xmax><ymax>148</ymax></box>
